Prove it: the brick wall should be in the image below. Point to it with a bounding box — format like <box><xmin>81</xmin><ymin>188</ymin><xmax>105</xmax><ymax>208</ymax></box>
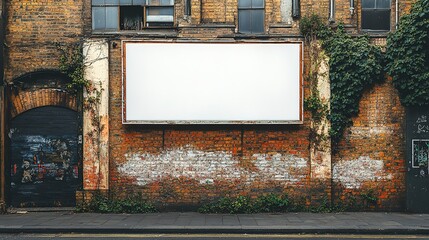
<box><xmin>2</xmin><ymin>0</ymin><xmax>414</xmax><ymax>210</ymax></box>
<box><xmin>332</xmin><ymin>77</ymin><xmax>406</xmax><ymax>210</ymax></box>
<box><xmin>5</xmin><ymin>0</ymin><xmax>84</xmax><ymax>82</ymax></box>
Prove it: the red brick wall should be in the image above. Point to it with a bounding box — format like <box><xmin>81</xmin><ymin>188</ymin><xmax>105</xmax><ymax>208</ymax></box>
<box><xmin>332</xmin><ymin>78</ymin><xmax>406</xmax><ymax>211</ymax></box>
<box><xmin>3</xmin><ymin>0</ymin><xmax>414</xmax><ymax>210</ymax></box>
<box><xmin>108</xmin><ymin>37</ymin><xmax>312</xmax><ymax>208</ymax></box>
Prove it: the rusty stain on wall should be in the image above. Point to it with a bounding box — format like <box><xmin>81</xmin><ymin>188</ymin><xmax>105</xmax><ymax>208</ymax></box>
<box><xmin>118</xmin><ymin>145</ymin><xmax>308</xmax><ymax>186</ymax></box>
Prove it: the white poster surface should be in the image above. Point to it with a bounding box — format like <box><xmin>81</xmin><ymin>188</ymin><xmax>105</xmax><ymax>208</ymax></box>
<box><xmin>123</xmin><ymin>42</ymin><xmax>302</xmax><ymax>124</ymax></box>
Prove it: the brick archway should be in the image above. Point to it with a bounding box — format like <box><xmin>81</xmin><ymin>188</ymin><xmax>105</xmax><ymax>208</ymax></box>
<box><xmin>10</xmin><ymin>88</ymin><xmax>77</xmax><ymax>118</ymax></box>
<box><xmin>8</xmin><ymin>71</ymin><xmax>78</xmax><ymax>118</ymax></box>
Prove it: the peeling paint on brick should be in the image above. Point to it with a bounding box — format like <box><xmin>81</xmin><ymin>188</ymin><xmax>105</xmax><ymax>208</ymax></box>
<box><xmin>333</xmin><ymin>156</ymin><xmax>393</xmax><ymax>189</ymax></box>
<box><xmin>118</xmin><ymin>146</ymin><xmax>308</xmax><ymax>186</ymax></box>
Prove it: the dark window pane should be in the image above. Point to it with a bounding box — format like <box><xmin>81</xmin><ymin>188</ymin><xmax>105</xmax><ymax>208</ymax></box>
<box><xmin>239</xmin><ymin>0</ymin><xmax>252</xmax><ymax>8</ymax></box>
<box><xmin>362</xmin><ymin>0</ymin><xmax>375</xmax><ymax>8</ymax></box>
<box><xmin>238</xmin><ymin>9</ymin><xmax>251</xmax><ymax>33</ymax></box>
<box><xmin>146</xmin><ymin>22</ymin><xmax>174</xmax><ymax>27</ymax></box>
<box><xmin>92</xmin><ymin>7</ymin><xmax>106</xmax><ymax>29</ymax></box>
<box><xmin>120</xmin><ymin>6</ymin><xmax>142</xmax><ymax>30</ymax></box>
<box><xmin>106</xmin><ymin>6</ymin><xmax>119</xmax><ymax>29</ymax></box>
<box><xmin>252</xmin><ymin>0</ymin><xmax>264</xmax><ymax>8</ymax></box>
<box><xmin>376</xmin><ymin>0</ymin><xmax>391</xmax><ymax>9</ymax></box>
<box><xmin>362</xmin><ymin>9</ymin><xmax>390</xmax><ymax>30</ymax></box>
<box><xmin>251</xmin><ymin>9</ymin><xmax>264</xmax><ymax>33</ymax></box>
<box><xmin>92</xmin><ymin>0</ymin><xmax>105</xmax><ymax>6</ymax></box>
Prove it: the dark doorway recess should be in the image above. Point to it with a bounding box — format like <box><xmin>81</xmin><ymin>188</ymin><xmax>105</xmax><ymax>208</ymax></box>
<box><xmin>406</xmin><ymin>107</ymin><xmax>429</xmax><ymax>212</ymax></box>
<box><xmin>9</xmin><ymin>106</ymin><xmax>81</xmax><ymax>207</ymax></box>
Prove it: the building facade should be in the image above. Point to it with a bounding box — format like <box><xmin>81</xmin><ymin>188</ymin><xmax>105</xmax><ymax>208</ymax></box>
<box><xmin>0</xmin><ymin>0</ymin><xmax>427</xmax><ymax>212</ymax></box>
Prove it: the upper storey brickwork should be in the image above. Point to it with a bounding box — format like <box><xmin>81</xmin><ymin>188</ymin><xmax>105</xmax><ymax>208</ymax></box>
<box><xmin>5</xmin><ymin>0</ymin><xmax>85</xmax><ymax>82</ymax></box>
<box><xmin>4</xmin><ymin>0</ymin><xmax>416</xmax><ymax>81</ymax></box>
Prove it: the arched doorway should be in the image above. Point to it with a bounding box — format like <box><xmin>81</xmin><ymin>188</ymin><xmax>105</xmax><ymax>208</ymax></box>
<box><xmin>6</xmin><ymin>71</ymin><xmax>82</xmax><ymax>208</ymax></box>
<box><xmin>9</xmin><ymin>106</ymin><xmax>81</xmax><ymax>207</ymax></box>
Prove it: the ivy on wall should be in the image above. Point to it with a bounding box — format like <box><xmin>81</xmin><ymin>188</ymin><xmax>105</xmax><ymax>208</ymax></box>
<box><xmin>385</xmin><ymin>0</ymin><xmax>429</xmax><ymax>107</ymax></box>
<box><xmin>57</xmin><ymin>42</ymin><xmax>106</xmax><ymax>189</ymax></box>
<box><xmin>300</xmin><ymin>16</ymin><xmax>385</xmax><ymax>145</ymax></box>
<box><xmin>57</xmin><ymin>42</ymin><xmax>89</xmax><ymax>91</ymax></box>
<box><xmin>324</xmin><ymin>26</ymin><xmax>384</xmax><ymax>144</ymax></box>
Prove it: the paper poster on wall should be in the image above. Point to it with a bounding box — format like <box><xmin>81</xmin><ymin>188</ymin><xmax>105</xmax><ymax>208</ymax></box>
<box><xmin>122</xmin><ymin>42</ymin><xmax>303</xmax><ymax>124</ymax></box>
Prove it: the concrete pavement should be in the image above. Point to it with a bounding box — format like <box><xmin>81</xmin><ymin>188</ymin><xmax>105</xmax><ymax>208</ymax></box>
<box><xmin>0</xmin><ymin>211</ymin><xmax>428</xmax><ymax>234</ymax></box>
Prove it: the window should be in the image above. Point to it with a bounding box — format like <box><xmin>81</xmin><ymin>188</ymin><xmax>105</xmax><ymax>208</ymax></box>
<box><xmin>361</xmin><ymin>0</ymin><xmax>391</xmax><ymax>31</ymax></box>
<box><xmin>238</xmin><ymin>0</ymin><xmax>265</xmax><ymax>34</ymax></box>
<box><xmin>92</xmin><ymin>0</ymin><xmax>174</xmax><ymax>31</ymax></box>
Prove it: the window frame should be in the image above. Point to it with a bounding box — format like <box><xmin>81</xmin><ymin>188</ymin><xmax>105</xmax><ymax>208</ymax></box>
<box><xmin>238</xmin><ymin>0</ymin><xmax>265</xmax><ymax>34</ymax></box>
<box><xmin>361</xmin><ymin>0</ymin><xmax>392</xmax><ymax>32</ymax></box>
<box><xmin>91</xmin><ymin>0</ymin><xmax>175</xmax><ymax>31</ymax></box>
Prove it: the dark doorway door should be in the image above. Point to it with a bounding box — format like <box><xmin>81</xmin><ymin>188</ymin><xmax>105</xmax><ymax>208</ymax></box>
<box><xmin>9</xmin><ymin>106</ymin><xmax>81</xmax><ymax>207</ymax></box>
<box><xmin>406</xmin><ymin>107</ymin><xmax>429</xmax><ymax>212</ymax></box>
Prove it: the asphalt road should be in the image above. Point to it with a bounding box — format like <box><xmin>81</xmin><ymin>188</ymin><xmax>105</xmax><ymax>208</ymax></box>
<box><xmin>0</xmin><ymin>234</ymin><xmax>429</xmax><ymax>240</ymax></box>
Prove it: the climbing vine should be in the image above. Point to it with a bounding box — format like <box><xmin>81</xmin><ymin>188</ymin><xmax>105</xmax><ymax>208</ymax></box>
<box><xmin>385</xmin><ymin>0</ymin><xmax>429</xmax><ymax>107</ymax></box>
<box><xmin>300</xmin><ymin>15</ymin><xmax>384</xmax><ymax>145</ymax></box>
<box><xmin>58</xmin><ymin>43</ymin><xmax>89</xmax><ymax>91</ymax></box>
<box><xmin>57</xmin><ymin>42</ymin><xmax>105</xmax><ymax>189</ymax></box>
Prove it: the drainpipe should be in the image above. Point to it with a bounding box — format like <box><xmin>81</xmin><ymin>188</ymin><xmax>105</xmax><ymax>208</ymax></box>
<box><xmin>350</xmin><ymin>0</ymin><xmax>355</xmax><ymax>16</ymax></box>
<box><xmin>396</xmin><ymin>0</ymin><xmax>399</xmax><ymax>29</ymax></box>
<box><xmin>329</xmin><ymin>0</ymin><xmax>335</xmax><ymax>22</ymax></box>
<box><xmin>0</xmin><ymin>0</ymin><xmax>5</xmax><ymax>212</ymax></box>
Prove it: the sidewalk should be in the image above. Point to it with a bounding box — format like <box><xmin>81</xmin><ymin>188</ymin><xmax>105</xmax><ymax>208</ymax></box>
<box><xmin>0</xmin><ymin>211</ymin><xmax>428</xmax><ymax>234</ymax></box>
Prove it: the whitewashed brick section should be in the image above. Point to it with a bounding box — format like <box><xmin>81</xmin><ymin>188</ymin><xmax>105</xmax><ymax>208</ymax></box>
<box><xmin>333</xmin><ymin>156</ymin><xmax>393</xmax><ymax>189</ymax></box>
<box><xmin>251</xmin><ymin>153</ymin><xmax>308</xmax><ymax>182</ymax></box>
<box><xmin>118</xmin><ymin>146</ymin><xmax>308</xmax><ymax>186</ymax></box>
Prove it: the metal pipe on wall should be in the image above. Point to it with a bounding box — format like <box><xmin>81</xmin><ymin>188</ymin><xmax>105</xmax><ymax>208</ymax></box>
<box><xmin>396</xmin><ymin>0</ymin><xmax>399</xmax><ymax>29</ymax></box>
<box><xmin>329</xmin><ymin>0</ymin><xmax>335</xmax><ymax>22</ymax></box>
<box><xmin>292</xmin><ymin>0</ymin><xmax>300</xmax><ymax>18</ymax></box>
<box><xmin>350</xmin><ymin>0</ymin><xmax>354</xmax><ymax>16</ymax></box>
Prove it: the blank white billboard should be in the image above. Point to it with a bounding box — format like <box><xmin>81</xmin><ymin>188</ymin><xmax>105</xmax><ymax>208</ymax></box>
<box><xmin>122</xmin><ymin>42</ymin><xmax>303</xmax><ymax>124</ymax></box>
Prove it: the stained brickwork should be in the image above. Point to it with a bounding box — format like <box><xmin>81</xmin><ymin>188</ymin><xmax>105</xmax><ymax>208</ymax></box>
<box><xmin>9</xmin><ymin>89</ymin><xmax>77</xmax><ymax>118</ymax></box>
<box><xmin>332</xmin><ymin>77</ymin><xmax>406</xmax><ymax>211</ymax></box>
<box><xmin>5</xmin><ymin>0</ymin><xmax>84</xmax><ymax>81</ymax></box>
<box><xmin>2</xmin><ymin>0</ymin><xmax>415</xmax><ymax>210</ymax></box>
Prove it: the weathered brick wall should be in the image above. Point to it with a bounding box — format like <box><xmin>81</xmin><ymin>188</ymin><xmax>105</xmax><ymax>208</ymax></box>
<box><xmin>108</xmin><ymin>36</ymin><xmax>313</xmax><ymax>209</ymax></box>
<box><xmin>5</xmin><ymin>0</ymin><xmax>84</xmax><ymax>82</ymax></box>
<box><xmin>105</xmin><ymin>0</ymin><xmax>410</xmax><ymax>210</ymax></box>
<box><xmin>2</xmin><ymin>0</ymin><xmax>414</xmax><ymax>210</ymax></box>
<box><xmin>9</xmin><ymin>89</ymin><xmax>77</xmax><ymax>118</ymax></box>
<box><xmin>332</xmin><ymin>77</ymin><xmax>406</xmax><ymax>211</ymax></box>
<box><xmin>3</xmin><ymin>0</ymin><xmax>84</xmax><ymax>207</ymax></box>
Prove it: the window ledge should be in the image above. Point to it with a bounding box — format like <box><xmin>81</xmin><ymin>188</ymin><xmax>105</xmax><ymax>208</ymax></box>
<box><xmin>178</xmin><ymin>24</ymin><xmax>236</xmax><ymax>29</ymax></box>
<box><xmin>358</xmin><ymin>30</ymin><xmax>390</xmax><ymax>37</ymax></box>
<box><xmin>91</xmin><ymin>30</ymin><xmax>178</xmax><ymax>38</ymax></box>
<box><xmin>218</xmin><ymin>33</ymin><xmax>302</xmax><ymax>39</ymax></box>
<box><xmin>269</xmin><ymin>24</ymin><xmax>293</xmax><ymax>28</ymax></box>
